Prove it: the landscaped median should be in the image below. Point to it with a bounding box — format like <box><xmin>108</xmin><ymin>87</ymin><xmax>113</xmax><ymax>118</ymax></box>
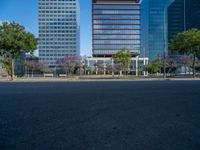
<box><xmin>0</xmin><ymin>75</ymin><xmax>139</xmax><ymax>82</ymax></box>
<box><xmin>1</xmin><ymin>74</ymin><xmax>200</xmax><ymax>82</ymax></box>
<box><xmin>79</xmin><ymin>75</ymin><xmax>137</xmax><ymax>80</ymax></box>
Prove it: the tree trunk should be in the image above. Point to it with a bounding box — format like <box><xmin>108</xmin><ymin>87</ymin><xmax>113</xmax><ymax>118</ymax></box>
<box><xmin>192</xmin><ymin>53</ymin><xmax>196</xmax><ymax>78</ymax></box>
<box><xmin>11</xmin><ymin>59</ymin><xmax>15</xmax><ymax>80</ymax></box>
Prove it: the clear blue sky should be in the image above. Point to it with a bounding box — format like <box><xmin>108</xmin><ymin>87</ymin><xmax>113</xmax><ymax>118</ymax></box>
<box><xmin>0</xmin><ymin>0</ymin><xmax>92</xmax><ymax>56</ymax></box>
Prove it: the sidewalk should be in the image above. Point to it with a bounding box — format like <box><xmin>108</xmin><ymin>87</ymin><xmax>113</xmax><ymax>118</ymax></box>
<box><xmin>1</xmin><ymin>77</ymin><xmax>200</xmax><ymax>82</ymax></box>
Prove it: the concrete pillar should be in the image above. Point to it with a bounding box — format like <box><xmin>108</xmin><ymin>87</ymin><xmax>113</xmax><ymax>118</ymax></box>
<box><xmin>103</xmin><ymin>60</ymin><xmax>106</xmax><ymax>76</ymax></box>
<box><xmin>143</xmin><ymin>58</ymin><xmax>149</xmax><ymax>76</ymax></box>
<box><xmin>111</xmin><ymin>59</ymin><xmax>114</xmax><ymax>76</ymax></box>
<box><xmin>143</xmin><ymin>58</ymin><xmax>145</xmax><ymax>76</ymax></box>
<box><xmin>136</xmin><ymin>56</ymin><xmax>139</xmax><ymax>76</ymax></box>
<box><xmin>96</xmin><ymin>60</ymin><xmax>98</xmax><ymax>75</ymax></box>
<box><xmin>120</xmin><ymin>71</ymin><xmax>122</xmax><ymax>76</ymax></box>
<box><xmin>87</xmin><ymin>59</ymin><xmax>90</xmax><ymax>68</ymax></box>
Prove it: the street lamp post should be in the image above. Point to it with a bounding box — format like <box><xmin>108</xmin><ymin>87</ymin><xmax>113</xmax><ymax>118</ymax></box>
<box><xmin>163</xmin><ymin>50</ymin><xmax>167</xmax><ymax>79</ymax></box>
<box><xmin>163</xmin><ymin>4</ymin><xmax>167</xmax><ymax>80</ymax></box>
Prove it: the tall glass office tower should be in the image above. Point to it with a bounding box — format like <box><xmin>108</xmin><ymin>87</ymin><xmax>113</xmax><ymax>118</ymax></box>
<box><xmin>168</xmin><ymin>0</ymin><xmax>185</xmax><ymax>43</ymax></box>
<box><xmin>185</xmin><ymin>0</ymin><xmax>200</xmax><ymax>30</ymax></box>
<box><xmin>141</xmin><ymin>0</ymin><xmax>149</xmax><ymax>57</ymax></box>
<box><xmin>168</xmin><ymin>0</ymin><xmax>200</xmax><ymax>43</ymax></box>
<box><xmin>39</xmin><ymin>0</ymin><xmax>80</xmax><ymax>67</ymax></box>
<box><xmin>92</xmin><ymin>0</ymin><xmax>141</xmax><ymax>57</ymax></box>
<box><xmin>148</xmin><ymin>0</ymin><xmax>173</xmax><ymax>60</ymax></box>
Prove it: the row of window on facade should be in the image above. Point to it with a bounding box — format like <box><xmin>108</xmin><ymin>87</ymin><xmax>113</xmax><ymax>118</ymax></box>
<box><xmin>39</xmin><ymin>30</ymin><xmax>76</xmax><ymax>33</ymax></box>
<box><xmin>39</xmin><ymin>46</ymin><xmax>76</xmax><ymax>49</ymax></box>
<box><xmin>93</xmin><ymin>25</ymin><xmax>140</xmax><ymax>29</ymax></box>
<box><xmin>93</xmin><ymin>35</ymin><xmax>140</xmax><ymax>39</ymax></box>
<box><xmin>40</xmin><ymin>55</ymin><xmax>76</xmax><ymax>60</ymax></box>
<box><xmin>93</xmin><ymin>45</ymin><xmax>141</xmax><ymax>49</ymax></box>
<box><xmin>93</xmin><ymin>5</ymin><xmax>140</xmax><ymax>9</ymax></box>
<box><xmin>39</xmin><ymin>1</ymin><xmax>76</xmax><ymax>5</ymax></box>
<box><xmin>39</xmin><ymin>15</ymin><xmax>76</xmax><ymax>17</ymax></box>
<box><xmin>93</xmin><ymin>20</ymin><xmax>140</xmax><ymax>24</ymax></box>
<box><xmin>39</xmin><ymin>41</ymin><xmax>76</xmax><ymax>44</ymax></box>
<box><xmin>39</xmin><ymin>18</ymin><xmax>76</xmax><ymax>21</ymax></box>
<box><xmin>40</xmin><ymin>52</ymin><xmax>76</xmax><ymax>57</ymax></box>
<box><xmin>40</xmin><ymin>38</ymin><xmax>77</xmax><ymax>44</ymax></box>
<box><xmin>93</xmin><ymin>15</ymin><xmax>140</xmax><ymax>20</ymax></box>
<box><xmin>39</xmin><ymin>26</ymin><xmax>77</xmax><ymax>29</ymax></box>
<box><xmin>39</xmin><ymin>11</ymin><xmax>76</xmax><ymax>14</ymax></box>
<box><xmin>39</xmin><ymin>34</ymin><xmax>76</xmax><ymax>38</ymax></box>
<box><xmin>93</xmin><ymin>10</ymin><xmax>140</xmax><ymax>15</ymax></box>
<box><xmin>93</xmin><ymin>40</ymin><xmax>140</xmax><ymax>44</ymax></box>
<box><xmin>39</xmin><ymin>22</ymin><xmax>77</xmax><ymax>26</ymax></box>
<box><xmin>39</xmin><ymin>7</ymin><xmax>76</xmax><ymax>9</ymax></box>
<box><xmin>93</xmin><ymin>30</ymin><xmax>140</xmax><ymax>34</ymax></box>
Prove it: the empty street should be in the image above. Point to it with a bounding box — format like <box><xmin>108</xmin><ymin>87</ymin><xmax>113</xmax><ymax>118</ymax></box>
<box><xmin>0</xmin><ymin>81</ymin><xmax>200</xmax><ymax>150</ymax></box>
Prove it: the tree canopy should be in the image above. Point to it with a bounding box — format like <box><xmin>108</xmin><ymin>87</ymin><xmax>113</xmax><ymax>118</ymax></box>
<box><xmin>170</xmin><ymin>29</ymin><xmax>200</xmax><ymax>54</ymax></box>
<box><xmin>0</xmin><ymin>22</ymin><xmax>38</xmax><ymax>79</ymax></box>
<box><xmin>170</xmin><ymin>29</ymin><xmax>200</xmax><ymax>78</ymax></box>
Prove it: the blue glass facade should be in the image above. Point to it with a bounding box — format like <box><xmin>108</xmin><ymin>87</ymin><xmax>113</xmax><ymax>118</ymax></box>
<box><xmin>168</xmin><ymin>0</ymin><xmax>200</xmax><ymax>44</ymax></box>
<box><xmin>168</xmin><ymin>0</ymin><xmax>185</xmax><ymax>43</ymax></box>
<box><xmin>92</xmin><ymin>0</ymin><xmax>141</xmax><ymax>57</ymax></box>
<box><xmin>185</xmin><ymin>0</ymin><xmax>200</xmax><ymax>30</ymax></box>
<box><xmin>140</xmin><ymin>0</ymin><xmax>149</xmax><ymax>57</ymax></box>
<box><xmin>148</xmin><ymin>0</ymin><xmax>173</xmax><ymax>60</ymax></box>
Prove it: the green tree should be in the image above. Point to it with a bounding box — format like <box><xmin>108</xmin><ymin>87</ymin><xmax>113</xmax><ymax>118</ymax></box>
<box><xmin>170</xmin><ymin>29</ymin><xmax>200</xmax><ymax>78</ymax></box>
<box><xmin>112</xmin><ymin>49</ymin><xmax>132</xmax><ymax>76</ymax></box>
<box><xmin>0</xmin><ymin>22</ymin><xmax>37</xmax><ymax>80</ymax></box>
<box><xmin>145</xmin><ymin>58</ymin><xmax>162</xmax><ymax>75</ymax></box>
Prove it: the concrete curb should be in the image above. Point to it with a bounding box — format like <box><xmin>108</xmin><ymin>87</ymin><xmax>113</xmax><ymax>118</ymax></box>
<box><xmin>1</xmin><ymin>77</ymin><xmax>200</xmax><ymax>82</ymax></box>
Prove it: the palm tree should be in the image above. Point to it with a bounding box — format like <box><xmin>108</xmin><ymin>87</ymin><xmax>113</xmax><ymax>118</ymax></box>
<box><xmin>112</xmin><ymin>48</ymin><xmax>132</xmax><ymax>76</ymax></box>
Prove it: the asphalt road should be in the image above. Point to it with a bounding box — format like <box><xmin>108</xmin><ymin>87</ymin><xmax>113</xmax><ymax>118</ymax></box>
<box><xmin>0</xmin><ymin>81</ymin><xmax>200</xmax><ymax>150</ymax></box>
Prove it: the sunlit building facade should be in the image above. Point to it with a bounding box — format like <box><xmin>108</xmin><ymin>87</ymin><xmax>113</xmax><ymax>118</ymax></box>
<box><xmin>92</xmin><ymin>0</ymin><xmax>141</xmax><ymax>57</ymax></box>
<box><xmin>39</xmin><ymin>0</ymin><xmax>80</xmax><ymax>67</ymax></box>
